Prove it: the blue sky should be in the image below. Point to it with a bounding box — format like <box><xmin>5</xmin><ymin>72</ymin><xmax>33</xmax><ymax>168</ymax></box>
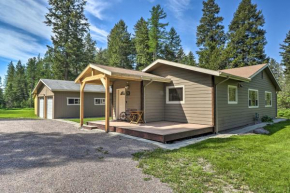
<box><xmin>0</xmin><ymin>0</ymin><xmax>289</xmax><ymax>82</ymax></box>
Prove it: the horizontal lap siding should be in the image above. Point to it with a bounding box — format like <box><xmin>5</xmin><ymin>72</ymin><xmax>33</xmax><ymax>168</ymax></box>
<box><xmin>216</xmin><ymin>70</ymin><xmax>277</xmax><ymax>131</ymax></box>
<box><xmin>113</xmin><ymin>80</ymin><xmax>141</xmax><ymax>119</ymax></box>
<box><xmin>144</xmin><ymin>81</ymin><xmax>165</xmax><ymax>122</ymax></box>
<box><xmin>54</xmin><ymin>92</ymin><xmax>106</xmax><ymax>118</ymax></box>
<box><xmin>151</xmin><ymin>66</ymin><xmax>213</xmax><ymax>125</ymax></box>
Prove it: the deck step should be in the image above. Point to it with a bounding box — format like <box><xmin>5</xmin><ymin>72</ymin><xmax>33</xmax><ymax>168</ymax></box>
<box><xmin>82</xmin><ymin>125</ymin><xmax>98</xmax><ymax>130</ymax></box>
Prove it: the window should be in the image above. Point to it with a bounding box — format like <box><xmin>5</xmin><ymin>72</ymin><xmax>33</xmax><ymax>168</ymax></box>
<box><xmin>166</xmin><ymin>85</ymin><xmax>184</xmax><ymax>104</ymax></box>
<box><xmin>248</xmin><ymin>89</ymin><xmax>259</xmax><ymax>108</ymax></box>
<box><xmin>265</xmin><ymin>91</ymin><xmax>272</xmax><ymax>107</ymax></box>
<box><xmin>94</xmin><ymin>98</ymin><xmax>105</xmax><ymax>105</ymax></box>
<box><xmin>67</xmin><ymin>97</ymin><xmax>80</xmax><ymax>105</ymax></box>
<box><xmin>228</xmin><ymin>85</ymin><xmax>238</xmax><ymax>104</ymax></box>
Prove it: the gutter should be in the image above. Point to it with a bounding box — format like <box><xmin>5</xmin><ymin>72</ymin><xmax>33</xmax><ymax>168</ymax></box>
<box><xmin>215</xmin><ymin>76</ymin><xmax>230</xmax><ymax>134</ymax></box>
<box><xmin>143</xmin><ymin>79</ymin><xmax>154</xmax><ymax>123</ymax></box>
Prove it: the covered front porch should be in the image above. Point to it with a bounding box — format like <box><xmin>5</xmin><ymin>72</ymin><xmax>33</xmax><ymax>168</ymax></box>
<box><xmin>85</xmin><ymin>120</ymin><xmax>214</xmax><ymax>143</ymax></box>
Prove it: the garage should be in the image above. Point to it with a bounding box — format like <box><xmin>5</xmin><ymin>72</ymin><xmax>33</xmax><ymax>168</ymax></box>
<box><xmin>39</xmin><ymin>98</ymin><xmax>44</xmax><ymax>118</ymax></box>
<box><xmin>47</xmin><ymin>97</ymin><xmax>53</xmax><ymax>119</ymax></box>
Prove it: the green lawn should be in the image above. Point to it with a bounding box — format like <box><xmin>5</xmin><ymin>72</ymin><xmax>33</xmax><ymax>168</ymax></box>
<box><xmin>66</xmin><ymin>117</ymin><xmax>106</xmax><ymax>123</ymax></box>
<box><xmin>134</xmin><ymin>121</ymin><xmax>290</xmax><ymax>193</ymax></box>
<box><xmin>0</xmin><ymin>108</ymin><xmax>38</xmax><ymax>119</ymax></box>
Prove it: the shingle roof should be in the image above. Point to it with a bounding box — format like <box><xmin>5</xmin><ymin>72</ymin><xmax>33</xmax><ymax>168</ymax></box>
<box><xmin>90</xmin><ymin>64</ymin><xmax>171</xmax><ymax>82</ymax></box>
<box><xmin>220</xmin><ymin>64</ymin><xmax>268</xmax><ymax>79</ymax></box>
<box><xmin>40</xmin><ymin>79</ymin><xmax>106</xmax><ymax>93</ymax></box>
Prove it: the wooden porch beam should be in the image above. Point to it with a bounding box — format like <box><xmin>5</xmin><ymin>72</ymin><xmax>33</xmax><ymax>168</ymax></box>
<box><xmin>83</xmin><ymin>74</ymin><xmax>105</xmax><ymax>83</ymax></box>
<box><xmin>80</xmin><ymin>82</ymin><xmax>86</xmax><ymax>126</ymax></box>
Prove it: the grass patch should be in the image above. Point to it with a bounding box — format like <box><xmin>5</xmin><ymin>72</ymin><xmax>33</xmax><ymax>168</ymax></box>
<box><xmin>66</xmin><ymin>117</ymin><xmax>106</xmax><ymax>123</ymax></box>
<box><xmin>134</xmin><ymin>121</ymin><xmax>290</xmax><ymax>192</ymax></box>
<box><xmin>0</xmin><ymin>108</ymin><xmax>38</xmax><ymax>119</ymax></box>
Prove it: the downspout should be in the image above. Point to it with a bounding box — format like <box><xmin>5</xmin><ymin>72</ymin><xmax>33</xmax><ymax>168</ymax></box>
<box><xmin>215</xmin><ymin>76</ymin><xmax>230</xmax><ymax>134</ymax></box>
<box><xmin>143</xmin><ymin>79</ymin><xmax>153</xmax><ymax>123</ymax></box>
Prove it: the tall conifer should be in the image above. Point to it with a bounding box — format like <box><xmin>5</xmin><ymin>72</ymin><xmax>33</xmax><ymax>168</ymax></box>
<box><xmin>162</xmin><ymin>27</ymin><xmax>181</xmax><ymax>62</ymax></box>
<box><xmin>226</xmin><ymin>0</ymin><xmax>268</xmax><ymax>68</ymax></box>
<box><xmin>280</xmin><ymin>31</ymin><xmax>290</xmax><ymax>76</ymax></box>
<box><xmin>196</xmin><ymin>0</ymin><xmax>225</xmax><ymax>70</ymax></box>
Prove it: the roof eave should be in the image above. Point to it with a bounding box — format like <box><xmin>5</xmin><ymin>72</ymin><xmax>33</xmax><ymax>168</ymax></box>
<box><xmin>219</xmin><ymin>72</ymin><xmax>251</xmax><ymax>82</ymax></box>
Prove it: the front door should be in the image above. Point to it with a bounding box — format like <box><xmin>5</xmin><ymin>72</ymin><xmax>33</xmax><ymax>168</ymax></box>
<box><xmin>116</xmin><ymin>88</ymin><xmax>126</xmax><ymax>119</ymax></box>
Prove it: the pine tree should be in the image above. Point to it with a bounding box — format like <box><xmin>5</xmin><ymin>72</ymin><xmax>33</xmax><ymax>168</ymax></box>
<box><xmin>0</xmin><ymin>77</ymin><xmax>4</xmax><ymax>108</ymax></box>
<box><xmin>14</xmin><ymin>60</ymin><xmax>28</xmax><ymax>107</ymax></box>
<box><xmin>162</xmin><ymin>27</ymin><xmax>181</xmax><ymax>61</ymax></box>
<box><xmin>176</xmin><ymin>48</ymin><xmax>187</xmax><ymax>64</ymax></box>
<box><xmin>196</xmin><ymin>0</ymin><xmax>225</xmax><ymax>70</ymax></box>
<box><xmin>4</xmin><ymin>61</ymin><xmax>15</xmax><ymax>108</ymax></box>
<box><xmin>226</xmin><ymin>0</ymin><xmax>268</xmax><ymax>68</ymax></box>
<box><xmin>148</xmin><ymin>4</ymin><xmax>168</xmax><ymax>61</ymax></box>
<box><xmin>95</xmin><ymin>48</ymin><xmax>108</xmax><ymax>65</ymax></box>
<box><xmin>268</xmin><ymin>58</ymin><xmax>283</xmax><ymax>82</ymax></box>
<box><xmin>45</xmin><ymin>0</ymin><xmax>90</xmax><ymax>80</ymax></box>
<box><xmin>134</xmin><ymin>17</ymin><xmax>151</xmax><ymax>70</ymax></box>
<box><xmin>280</xmin><ymin>31</ymin><xmax>290</xmax><ymax>76</ymax></box>
<box><xmin>82</xmin><ymin>33</ymin><xmax>96</xmax><ymax>68</ymax></box>
<box><xmin>107</xmin><ymin>20</ymin><xmax>134</xmax><ymax>69</ymax></box>
<box><xmin>26</xmin><ymin>57</ymin><xmax>39</xmax><ymax>107</ymax></box>
<box><xmin>186</xmin><ymin>51</ymin><xmax>197</xmax><ymax>66</ymax></box>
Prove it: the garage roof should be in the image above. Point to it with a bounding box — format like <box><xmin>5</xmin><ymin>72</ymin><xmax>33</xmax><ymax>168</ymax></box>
<box><xmin>32</xmin><ymin>79</ymin><xmax>108</xmax><ymax>94</ymax></box>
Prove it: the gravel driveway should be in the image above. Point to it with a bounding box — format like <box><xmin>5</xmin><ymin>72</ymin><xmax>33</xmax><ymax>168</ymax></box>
<box><xmin>0</xmin><ymin>119</ymin><xmax>172</xmax><ymax>193</ymax></box>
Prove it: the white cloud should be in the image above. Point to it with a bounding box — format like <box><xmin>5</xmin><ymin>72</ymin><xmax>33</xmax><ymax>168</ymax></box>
<box><xmin>90</xmin><ymin>25</ymin><xmax>109</xmax><ymax>43</ymax></box>
<box><xmin>0</xmin><ymin>0</ymin><xmax>51</xmax><ymax>40</ymax></box>
<box><xmin>0</xmin><ymin>28</ymin><xmax>47</xmax><ymax>63</ymax></box>
<box><xmin>166</xmin><ymin>0</ymin><xmax>191</xmax><ymax>19</ymax></box>
<box><xmin>86</xmin><ymin>0</ymin><xmax>111</xmax><ymax>20</ymax></box>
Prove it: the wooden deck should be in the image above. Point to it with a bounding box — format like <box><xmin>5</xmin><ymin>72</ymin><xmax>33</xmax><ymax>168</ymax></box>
<box><xmin>86</xmin><ymin>121</ymin><xmax>214</xmax><ymax>143</ymax></box>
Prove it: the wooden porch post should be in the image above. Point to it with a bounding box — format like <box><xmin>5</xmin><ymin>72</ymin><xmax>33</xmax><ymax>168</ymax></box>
<box><xmin>105</xmin><ymin>77</ymin><xmax>110</xmax><ymax>133</ymax></box>
<box><xmin>80</xmin><ymin>82</ymin><xmax>86</xmax><ymax>126</ymax></box>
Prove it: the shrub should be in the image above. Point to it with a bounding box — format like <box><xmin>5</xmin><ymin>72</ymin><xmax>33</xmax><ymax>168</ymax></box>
<box><xmin>261</xmin><ymin>115</ymin><xmax>273</xmax><ymax>122</ymax></box>
<box><xmin>278</xmin><ymin>109</ymin><xmax>290</xmax><ymax>119</ymax></box>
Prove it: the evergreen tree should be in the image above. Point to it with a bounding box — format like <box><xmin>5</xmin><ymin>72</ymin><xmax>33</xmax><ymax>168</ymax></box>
<box><xmin>148</xmin><ymin>4</ymin><xmax>168</xmax><ymax>60</ymax></box>
<box><xmin>134</xmin><ymin>17</ymin><xmax>151</xmax><ymax>70</ymax></box>
<box><xmin>226</xmin><ymin>0</ymin><xmax>268</xmax><ymax>68</ymax></box>
<box><xmin>176</xmin><ymin>48</ymin><xmax>187</xmax><ymax>64</ymax></box>
<box><xmin>0</xmin><ymin>77</ymin><xmax>4</xmax><ymax>108</ymax></box>
<box><xmin>14</xmin><ymin>60</ymin><xmax>28</xmax><ymax>107</ymax></box>
<box><xmin>4</xmin><ymin>61</ymin><xmax>15</xmax><ymax>108</ymax></box>
<box><xmin>186</xmin><ymin>51</ymin><xmax>197</xmax><ymax>66</ymax></box>
<box><xmin>107</xmin><ymin>20</ymin><xmax>133</xmax><ymax>69</ymax></box>
<box><xmin>95</xmin><ymin>48</ymin><xmax>109</xmax><ymax>65</ymax></box>
<box><xmin>45</xmin><ymin>0</ymin><xmax>90</xmax><ymax>80</ymax></box>
<box><xmin>162</xmin><ymin>27</ymin><xmax>181</xmax><ymax>61</ymax></box>
<box><xmin>269</xmin><ymin>58</ymin><xmax>283</xmax><ymax>82</ymax></box>
<box><xmin>196</xmin><ymin>0</ymin><xmax>225</xmax><ymax>70</ymax></box>
<box><xmin>280</xmin><ymin>30</ymin><xmax>290</xmax><ymax>76</ymax></box>
<box><xmin>82</xmin><ymin>33</ymin><xmax>96</xmax><ymax>68</ymax></box>
<box><xmin>26</xmin><ymin>57</ymin><xmax>38</xmax><ymax>107</ymax></box>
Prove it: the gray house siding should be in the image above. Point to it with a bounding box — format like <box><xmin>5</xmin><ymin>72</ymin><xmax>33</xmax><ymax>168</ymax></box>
<box><xmin>54</xmin><ymin>92</ymin><xmax>106</xmax><ymax>118</ymax></box>
<box><xmin>144</xmin><ymin>81</ymin><xmax>165</xmax><ymax>122</ymax></box>
<box><xmin>150</xmin><ymin>65</ymin><xmax>214</xmax><ymax>125</ymax></box>
<box><xmin>112</xmin><ymin>80</ymin><xmax>141</xmax><ymax>119</ymax></box>
<box><xmin>216</xmin><ymin>70</ymin><xmax>277</xmax><ymax>131</ymax></box>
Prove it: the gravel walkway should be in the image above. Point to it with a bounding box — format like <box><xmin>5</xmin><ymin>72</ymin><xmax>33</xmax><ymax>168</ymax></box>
<box><xmin>0</xmin><ymin>119</ymin><xmax>172</xmax><ymax>193</ymax></box>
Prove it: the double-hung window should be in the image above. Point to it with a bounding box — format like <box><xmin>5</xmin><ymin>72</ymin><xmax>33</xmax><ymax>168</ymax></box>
<box><xmin>166</xmin><ymin>85</ymin><xmax>185</xmax><ymax>104</ymax></box>
<box><xmin>248</xmin><ymin>89</ymin><xmax>259</xmax><ymax>108</ymax></box>
<box><xmin>67</xmin><ymin>97</ymin><xmax>80</xmax><ymax>105</ymax></box>
<box><xmin>228</xmin><ymin>85</ymin><xmax>238</xmax><ymax>104</ymax></box>
<box><xmin>265</xmin><ymin>91</ymin><xmax>272</xmax><ymax>107</ymax></box>
<box><xmin>94</xmin><ymin>98</ymin><xmax>105</xmax><ymax>105</ymax></box>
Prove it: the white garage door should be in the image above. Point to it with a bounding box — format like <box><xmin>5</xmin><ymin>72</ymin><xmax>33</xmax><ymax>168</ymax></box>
<box><xmin>47</xmin><ymin>97</ymin><xmax>53</xmax><ymax>119</ymax></box>
<box><xmin>39</xmin><ymin>98</ymin><xmax>44</xmax><ymax>118</ymax></box>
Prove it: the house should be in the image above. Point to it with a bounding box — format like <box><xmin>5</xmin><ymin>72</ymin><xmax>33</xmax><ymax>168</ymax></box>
<box><xmin>32</xmin><ymin>79</ymin><xmax>107</xmax><ymax>119</ymax></box>
<box><xmin>74</xmin><ymin>59</ymin><xmax>281</xmax><ymax>140</ymax></box>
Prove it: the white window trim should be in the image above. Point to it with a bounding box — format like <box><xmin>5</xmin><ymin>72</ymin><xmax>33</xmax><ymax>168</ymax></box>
<box><xmin>94</xmin><ymin>98</ymin><xmax>105</xmax><ymax>105</ymax></box>
<box><xmin>265</xmin><ymin>91</ymin><xmax>272</xmax><ymax>107</ymax></box>
<box><xmin>228</xmin><ymin>85</ymin><xmax>238</xmax><ymax>104</ymax></box>
<box><xmin>166</xmin><ymin>85</ymin><xmax>185</xmax><ymax>104</ymax></box>
<box><xmin>248</xmin><ymin>89</ymin><xmax>259</xmax><ymax>108</ymax></box>
<box><xmin>67</xmin><ymin>97</ymin><xmax>80</xmax><ymax>105</ymax></box>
